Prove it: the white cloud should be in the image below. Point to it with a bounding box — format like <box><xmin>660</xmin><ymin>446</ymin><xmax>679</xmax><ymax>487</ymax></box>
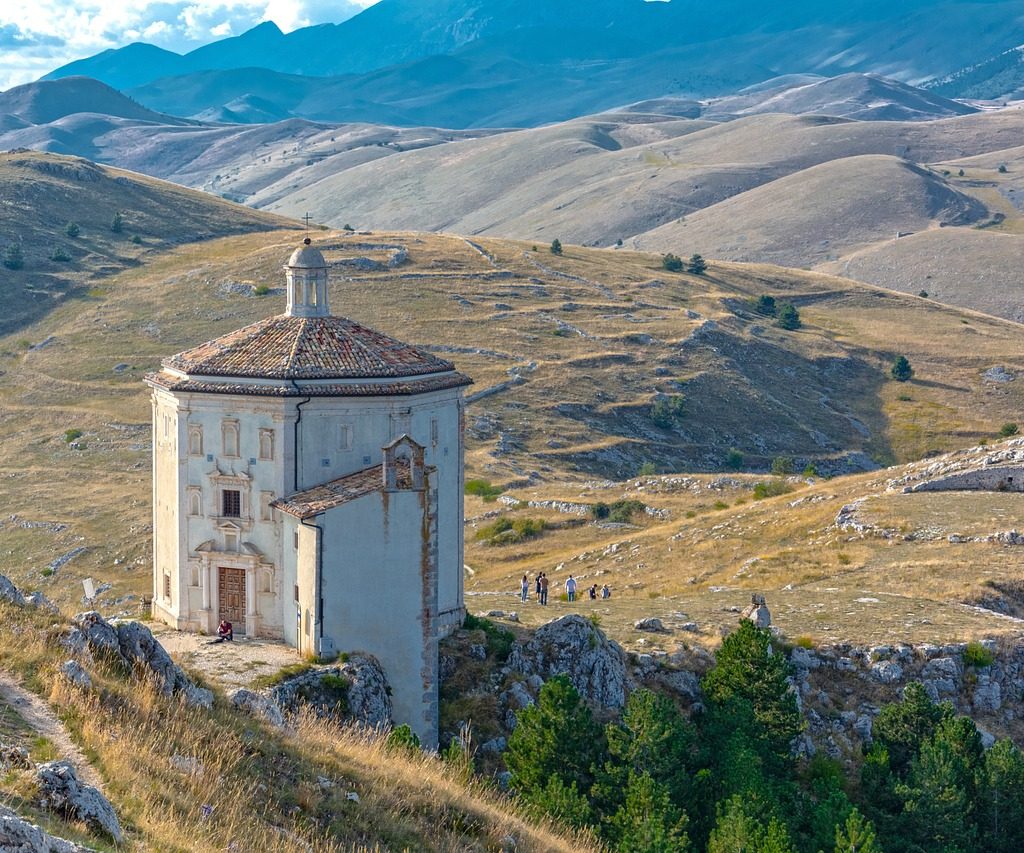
<box><xmin>0</xmin><ymin>0</ymin><xmax>380</xmax><ymax>90</ymax></box>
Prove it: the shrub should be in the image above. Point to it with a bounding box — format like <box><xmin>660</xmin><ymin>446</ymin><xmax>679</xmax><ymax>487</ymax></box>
<box><xmin>725</xmin><ymin>448</ymin><xmax>744</xmax><ymax>470</ymax></box>
<box><xmin>550</xmin><ymin>238</ymin><xmax>562</xmax><ymax>255</ymax></box>
<box><xmin>637</xmin><ymin>461</ymin><xmax>656</xmax><ymax>476</ymax></box>
<box><xmin>475</xmin><ymin>517</ymin><xmax>547</xmax><ymax>545</ymax></box>
<box><xmin>891</xmin><ymin>355</ymin><xmax>914</xmax><ymax>382</ymax></box>
<box><xmin>110</xmin><ymin>211</ymin><xmax>124</xmax><ymax>233</ymax></box>
<box><xmin>253</xmin><ymin>284</ymin><xmax>271</xmax><ymax>296</ymax></box>
<box><xmin>342</xmin><ymin>223</ymin><xmax>355</xmax><ymax>231</ymax></box>
<box><xmin>3</xmin><ymin>243</ymin><xmax>24</xmax><ymax>270</ymax></box>
<box><xmin>64</xmin><ymin>221</ymin><xmax>80</xmax><ymax>238</ymax></box>
<box><xmin>386</xmin><ymin>724</ymin><xmax>421</xmax><ymax>752</ymax></box>
<box><xmin>661</xmin><ymin>253</ymin><xmax>683</xmax><ymax>272</ymax></box>
<box><xmin>131</xmin><ymin>234</ymin><xmax>142</xmax><ymax>245</ymax></box>
<box><xmin>63</xmin><ymin>429</ymin><xmax>83</xmax><ymax>443</ymax></box>
<box><xmin>688</xmin><ymin>253</ymin><xmax>707</xmax><ymax>274</ymax></box>
<box><xmin>998</xmin><ymin>163</ymin><xmax>1008</xmax><ymax>173</ymax></box>
<box><xmin>462</xmin><ymin>614</ymin><xmax>514</xmax><ymax>661</ymax></box>
<box><xmin>776</xmin><ymin>302</ymin><xmax>801</xmax><ymax>330</ymax></box>
<box><xmin>958</xmin><ymin>168</ymin><xmax>965</xmax><ymax>177</ymax></box>
<box><xmin>963</xmin><ymin>641</ymin><xmax>995</xmax><ymax>669</ymax></box>
<box><xmin>795</xmin><ymin>635</ymin><xmax>814</xmax><ymax>649</ymax></box>
<box><xmin>918</xmin><ymin>289</ymin><xmax>929</xmax><ymax>298</ymax></box>
<box><xmin>999</xmin><ymin>423</ymin><xmax>1019</xmax><ymax>438</ymax></box>
<box><xmin>753</xmin><ymin>480</ymin><xmax>793</xmax><ymax>500</ymax></box>
<box><xmin>770</xmin><ymin>456</ymin><xmax>794</xmax><ymax>476</ymax></box>
<box><xmin>837</xmin><ymin>552</ymin><xmax>852</xmax><ymax>565</ymax></box>
<box><xmin>591</xmin><ymin>500</ymin><xmax>647</xmax><ymax>523</ymax></box>
<box><xmin>713</xmin><ymin>500</ymin><xmax>728</xmax><ymax>510</ymax></box>
<box><xmin>754</xmin><ymin>294</ymin><xmax>777</xmax><ymax>316</ymax></box>
<box><xmin>650</xmin><ymin>395</ymin><xmax>685</xmax><ymax>429</ymax></box>
<box><xmin>464</xmin><ymin>478</ymin><xmax>503</xmax><ymax>501</ymax></box>
<box><xmin>50</xmin><ymin>246</ymin><xmax>70</xmax><ymax>262</ymax></box>
<box><xmin>802</xmin><ymin>462</ymin><xmax>818</xmax><ymax>477</ymax></box>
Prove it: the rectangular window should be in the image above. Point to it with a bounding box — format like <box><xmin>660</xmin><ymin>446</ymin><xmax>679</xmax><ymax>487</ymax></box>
<box><xmin>222</xmin><ymin>489</ymin><xmax>241</xmax><ymax>518</ymax></box>
<box><xmin>163</xmin><ymin>573</ymin><xmax>171</xmax><ymax>601</ymax></box>
<box><xmin>338</xmin><ymin>423</ymin><xmax>352</xmax><ymax>451</ymax></box>
<box><xmin>294</xmin><ymin>584</ymin><xmax>299</xmax><ymax>602</ymax></box>
<box><xmin>431</xmin><ymin>418</ymin><xmax>439</xmax><ymax>446</ymax></box>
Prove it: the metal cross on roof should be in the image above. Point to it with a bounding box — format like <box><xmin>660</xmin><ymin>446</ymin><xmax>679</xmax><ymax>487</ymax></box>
<box><xmin>302</xmin><ymin>212</ymin><xmax>313</xmax><ymax>233</ymax></box>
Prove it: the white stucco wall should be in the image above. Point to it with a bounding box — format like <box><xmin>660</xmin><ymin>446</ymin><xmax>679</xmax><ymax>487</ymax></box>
<box><xmin>315</xmin><ymin>483</ymin><xmax>439</xmax><ymax>746</ymax></box>
<box><xmin>151</xmin><ymin>382</ymin><xmax>464</xmax><ymax>651</ymax></box>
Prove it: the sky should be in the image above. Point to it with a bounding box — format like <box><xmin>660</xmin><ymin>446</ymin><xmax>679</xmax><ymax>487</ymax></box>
<box><xmin>0</xmin><ymin>0</ymin><xmax>381</xmax><ymax>90</ymax></box>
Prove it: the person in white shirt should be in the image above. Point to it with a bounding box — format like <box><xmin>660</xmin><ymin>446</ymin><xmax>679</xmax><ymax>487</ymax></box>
<box><xmin>566</xmin><ymin>575</ymin><xmax>577</xmax><ymax>602</ymax></box>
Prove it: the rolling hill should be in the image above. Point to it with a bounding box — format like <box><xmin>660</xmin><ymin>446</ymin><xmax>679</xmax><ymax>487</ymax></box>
<box><xmin>0</xmin><ymin>150</ymin><xmax>295</xmax><ymax>334</ymax></box>
<box><xmin>1</xmin><ymin>224</ymin><xmax>1022</xmax><ymax>618</ymax></box>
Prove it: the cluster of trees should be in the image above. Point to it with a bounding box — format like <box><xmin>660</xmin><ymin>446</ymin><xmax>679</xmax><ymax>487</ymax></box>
<box><xmin>754</xmin><ymin>295</ymin><xmax>801</xmax><ymax>331</ymax></box>
<box><xmin>662</xmin><ymin>253</ymin><xmax>707</xmax><ymax>275</ymax></box>
<box><xmin>505</xmin><ymin>621</ymin><xmax>1024</xmax><ymax>853</ymax></box>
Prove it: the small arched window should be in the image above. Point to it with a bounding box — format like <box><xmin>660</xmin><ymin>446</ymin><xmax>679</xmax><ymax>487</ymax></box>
<box><xmin>258</xmin><ymin>429</ymin><xmax>274</xmax><ymax>461</ymax></box>
<box><xmin>188</xmin><ymin>427</ymin><xmax>203</xmax><ymax>457</ymax></box>
<box><xmin>187</xmin><ymin>488</ymin><xmax>202</xmax><ymax>517</ymax></box>
<box><xmin>222</xmin><ymin>420</ymin><xmax>240</xmax><ymax>457</ymax></box>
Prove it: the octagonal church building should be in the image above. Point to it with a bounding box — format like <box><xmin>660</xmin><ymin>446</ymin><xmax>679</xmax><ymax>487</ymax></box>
<box><xmin>146</xmin><ymin>239</ymin><xmax>471</xmax><ymax>745</ymax></box>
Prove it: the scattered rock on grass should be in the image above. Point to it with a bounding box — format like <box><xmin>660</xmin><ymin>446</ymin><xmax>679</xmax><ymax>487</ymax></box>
<box><xmin>35</xmin><ymin>760</ymin><xmax>122</xmax><ymax>843</ymax></box>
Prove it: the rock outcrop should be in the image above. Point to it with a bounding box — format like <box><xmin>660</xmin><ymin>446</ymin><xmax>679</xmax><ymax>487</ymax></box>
<box><xmin>0</xmin><ymin>805</ymin><xmax>92</xmax><ymax>853</ymax></box>
<box><xmin>35</xmin><ymin>760</ymin><xmax>122</xmax><ymax>843</ymax></box>
<box><xmin>72</xmin><ymin>612</ymin><xmax>212</xmax><ymax>708</ymax></box>
<box><xmin>59</xmin><ymin>660</ymin><xmax>92</xmax><ymax>691</ymax></box>
<box><xmin>507</xmin><ymin>615</ymin><xmax>627</xmax><ymax>709</ymax></box>
<box><xmin>270</xmin><ymin>654</ymin><xmax>392</xmax><ymax>731</ymax></box>
<box><xmin>0</xmin><ymin>573</ymin><xmax>26</xmax><ymax>607</ymax></box>
<box><xmin>230</xmin><ymin>688</ymin><xmax>286</xmax><ymax>728</ymax></box>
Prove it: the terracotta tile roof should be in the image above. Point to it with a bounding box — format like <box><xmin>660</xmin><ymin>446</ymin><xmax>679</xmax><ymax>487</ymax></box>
<box><xmin>145</xmin><ymin>371</ymin><xmax>471</xmax><ymax>397</ymax></box>
<box><xmin>163</xmin><ymin>315</ymin><xmax>457</xmax><ymax>380</ymax></box>
<box><xmin>273</xmin><ymin>459</ymin><xmax>430</xmax><ymax>518</ymax></box>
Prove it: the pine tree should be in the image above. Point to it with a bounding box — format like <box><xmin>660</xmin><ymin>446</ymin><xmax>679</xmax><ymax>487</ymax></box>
<box><xmin>2</xmin><ymin>243</ymin><xmax>24</xmax><ymax>270</ymax></box>
<box><xmin>702</xmin><ymin>621</ymin><xmax>802</xmax><ymax>763</ymax></box>
<box><xmin>662</xmin><ymin>253</ymin><xmax>683</xmax><ymax>272</ymax></box>
<box><xmin>608</xmin><ymin>771</ymin><xmax>690</xmax><ymax>852</ymax></box>
<box><xmin>755</xmin><ymin>294</ymin><xmax>777</xmax><ymax>316</ymax></box>
<box><xmin>110</xmin><ymin>211</ymin><xmax>124</xmax><ymax>233</ymax></box>
<box><xmin>833</xmin><ymin>808</ymin><xmax>882</xmax><ymax>853</ymax></box>
<box><xmin>64</xmin><ymin>221</ymin><xmax>80</xmax><ymax>238</ymax></box>
<box><xmin>505</xmin><ymin>675</ymin><xmax>605</xmax><ymax>805</ymax></box>
<box><xmin>891</xmin><ymin>355</ymin><xmax>913</xmax><ymax>382</ymax></box>
<box><xmin>707</xmin><ymin>796</ymin><xmax>796</xmax><ymax>853</ymax></box>
<box><xmin>550</xmin><ymin>238</ymin><xmax>563</xmax><ymax>255</ymax></box>
<box><xmin>872</xmin><ymin>682</ymin><xmax>952</xmax><ymax>778</ymax></box>
<box><xmin>776</xmin><ymin>303</ymin><xmax>801</xmax><ymax>330</ymax></box>
<box><xmin>982</xmin><ymin>739</ymin><xmax>1024</xmax><ymax>853</ymax></box>
<box><xmin>688</xmin><ymin>253</ymin><xmax>707</xmax><ymax>274</ymax></box>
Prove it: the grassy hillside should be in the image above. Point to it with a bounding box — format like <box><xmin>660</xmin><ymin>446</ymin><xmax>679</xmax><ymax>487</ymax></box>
<box><xmin>0</xmin><ymin>228</ymin><xmax>1021</xmax><ymax>625</ymax></box>
<box><xmin>0</xmin><ymin>151</ymin><xmax>295</xmax><ymax>334</ymax></box>
<box><xmin>0</xmin><ymin>601</ymin><xmax>586</xmax><ymax>851</ymax></box>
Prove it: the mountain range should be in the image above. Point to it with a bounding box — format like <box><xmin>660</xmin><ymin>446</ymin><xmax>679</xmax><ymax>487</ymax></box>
<box><xmin>36</xmin><ymin>0</ymin><xmax>1024</xmax><ymax>127</ymax></box>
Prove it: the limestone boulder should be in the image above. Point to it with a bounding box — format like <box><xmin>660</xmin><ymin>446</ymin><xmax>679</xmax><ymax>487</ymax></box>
<box><xmin>35</xmin><ymin>760</ymin><xmax>122</xmax><ymax>843</ymax></box>
<box><xmin>0</xmin><ymin>804</ymin><xmax>91</xmax><ymax>852</ymax></box>
<box><xmin>59</xmin><ymin>661</ymin><xmax>91</xmax><ymax>691</ymax></box>
<box><xmin>972</xmin><ymin>675</ymin><xmax>1001</xmax><ymax>713</ymax></box>
<box><xmin>270</xmin><ymin>655</ymin><xmax>392</xmax><ymax>731</ymax></box>
<box><xmin>0</xmin><ymin>574</ymin><xmax>26</xmax><ymax>607</ymax></box>
<box><xmin>72</xmin><ymin>612</ymin><xmax>119</xmax><ymax>658</ymax></box>
<box><xmin>230</xmin><ymin>688</ymin><xmax>285</xmax><ymax>728</ymax></box>
<box><xmin>870</xmin><ymin>661</ymin><xmax>903</xmax><ymax>684</ymax></box>
<box><xmin>634</xmin><ymin>617</ymin><xmax>666</xmax><ymax>632</ymax></box>
<box><xmin>113</xmin><ymin>620</ymin><xmax>213</xmax><ymax>709</ymax></box>
<box><xmin>653</xmin><ymin>668</ymin><xmax>701</xmax><ymax>702</ymax></box>
<box><xmin>506</xmin><ymin>615</ymin><xmax>627</xmax><ymax>709</ymax></box>
<box><xmin>25</xmin><ymin>592</ymin><xmax>58</xmax><ymax>614</ymax></box>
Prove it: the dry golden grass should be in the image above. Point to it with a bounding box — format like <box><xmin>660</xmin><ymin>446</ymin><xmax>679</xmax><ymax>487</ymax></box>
<box><xmin>0</xmin><ymin>226</ymin><xmax>1021</xmax><ymax>650</ymax></box>
<box><xmin>0</xmin><ymin>601</ymin><xmax>592</xmax><ymax>851</ymax></box>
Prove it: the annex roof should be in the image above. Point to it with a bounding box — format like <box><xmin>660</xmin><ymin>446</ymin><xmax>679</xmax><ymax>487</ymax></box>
<box><xmin>273</xmin><ymin>459</ymin><xmax>431</xmax><ymax>518</ymax></box>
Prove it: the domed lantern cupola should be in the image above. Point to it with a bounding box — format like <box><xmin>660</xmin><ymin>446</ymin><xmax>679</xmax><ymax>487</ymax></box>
<box><xmin>284</xmin><ymin>237</ymin><xmax>330</xmax><ymax>317</ymax></box>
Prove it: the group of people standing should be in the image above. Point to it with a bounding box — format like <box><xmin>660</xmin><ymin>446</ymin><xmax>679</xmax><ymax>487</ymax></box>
<box><xmin>520</xmin><ymin>573</ymin><xmax>610</xmax><ymax>605</ymax></box>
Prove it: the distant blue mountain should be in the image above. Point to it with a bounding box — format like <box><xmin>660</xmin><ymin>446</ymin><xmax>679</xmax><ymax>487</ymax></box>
<box><xmin>37</xmin><ymin>0</ymin><xmax>1024</xmax><ymax>127</ymax></box>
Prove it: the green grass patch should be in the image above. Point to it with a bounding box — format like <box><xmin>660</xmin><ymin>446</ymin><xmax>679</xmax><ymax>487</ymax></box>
<box><xmin>963</xmin><ymin>641</ymin><xmax>995</xmax><ymax>669</ymax></box>
<box><xmin>252</xmin><ymin>661</ymin><xmax>316</xmax><ymax>688</ymax></box>
<box><xmin>752</xmin><ymin>480</ymin><xmax>794</xmax><ymax>500</ymax></box>
<box><xmin>475</xmin><ymin>517</ymin><xmax>547</xmax><ymax>545</ymax></box>
<box><xmin>464</xmin><ymin>479</ymin><xmax>504</xmax><ymax>502</ymax></box>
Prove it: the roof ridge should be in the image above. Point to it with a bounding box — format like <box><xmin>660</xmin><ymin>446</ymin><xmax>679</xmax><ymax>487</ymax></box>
<box><xmin>286</xmin><ymin>315</ymin><xmax>307</xmax><ymax>369</ymax></box>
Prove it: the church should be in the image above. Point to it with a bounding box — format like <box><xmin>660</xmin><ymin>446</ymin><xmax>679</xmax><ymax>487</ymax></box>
<box><xmin>146</xmin><ymin>240</ymin><xmax>472</xmax><ymax>745</ymax></box>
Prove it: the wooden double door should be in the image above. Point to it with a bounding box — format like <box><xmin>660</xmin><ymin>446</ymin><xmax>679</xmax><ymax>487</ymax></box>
<box><xmin>218</xmin><ymin>566</ymin><xmax>246</xmax><ymax>635</ymax></box>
